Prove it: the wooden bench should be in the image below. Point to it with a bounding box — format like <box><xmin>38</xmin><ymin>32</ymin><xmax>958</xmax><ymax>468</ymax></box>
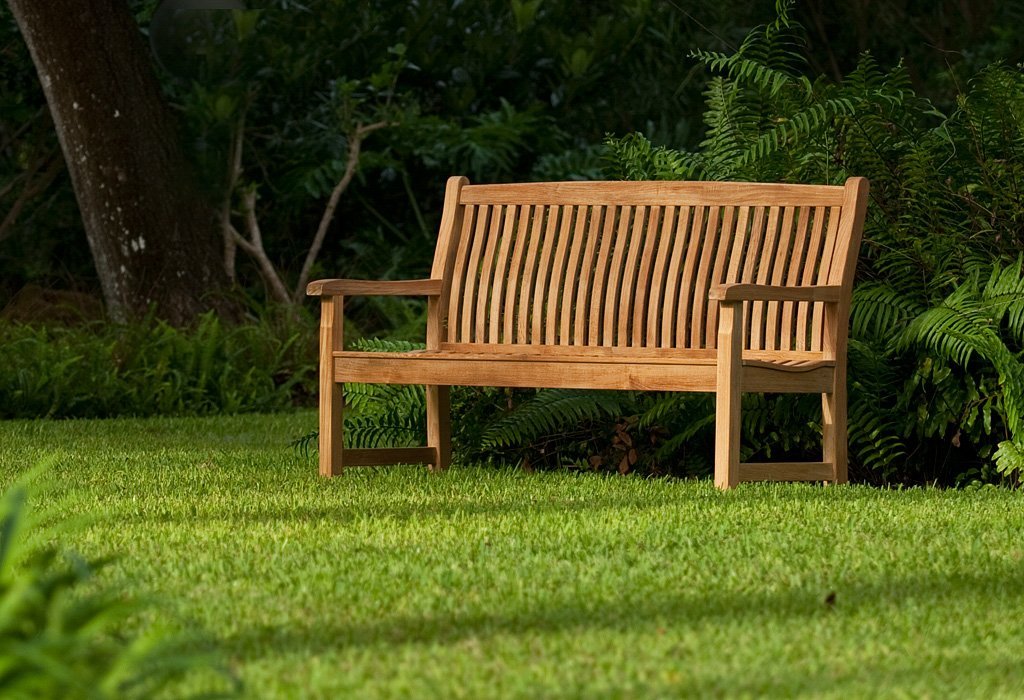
<box><xmin>307</xmin><ymin>176</ymin><xmax>869</xmax><ymax>488</ymax></box>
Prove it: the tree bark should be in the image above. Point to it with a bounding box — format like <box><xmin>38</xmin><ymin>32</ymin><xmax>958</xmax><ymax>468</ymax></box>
<box><xmin>6</xmin><ymin>0</ymin><xmax>238</xmax><ymax>325</ymax></box>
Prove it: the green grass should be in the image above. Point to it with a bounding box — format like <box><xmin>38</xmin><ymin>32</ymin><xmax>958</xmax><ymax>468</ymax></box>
<box><xmin>2</xmin><ymin>412</ymin><xmax>1023</xmax><ymax>698</ymax></box>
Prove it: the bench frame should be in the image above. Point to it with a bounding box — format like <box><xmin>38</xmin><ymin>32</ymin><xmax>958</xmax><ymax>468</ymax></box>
<box><xmin>308</xmin><ymin>176</ymin><xmax>869</xmax><ymax>489</ymax></box>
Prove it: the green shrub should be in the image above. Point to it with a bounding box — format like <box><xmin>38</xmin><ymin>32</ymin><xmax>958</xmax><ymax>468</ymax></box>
<box><xmin>0</xmin><ymin>312</ymin><xmax>317</xmax><ymax>419</ymax></box>
<box><xmin>0</xmin><ymin>466</ymin><xmax>237</xmax><ymax>698</ymax></box>
<box><xmin>602</xmin><ymin>2</ymin><xmax>1024</xmax><ymax>485</ymax></box>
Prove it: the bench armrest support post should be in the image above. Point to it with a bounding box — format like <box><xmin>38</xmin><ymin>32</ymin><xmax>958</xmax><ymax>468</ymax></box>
<box><xmin>715</xmin><ymin>300</ymin><xmax>743</xmax><ymax>489</ymax></box>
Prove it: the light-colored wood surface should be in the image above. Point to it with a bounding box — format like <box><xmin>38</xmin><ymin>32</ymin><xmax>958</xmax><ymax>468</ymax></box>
<box><xmin>308</xmin><ymin>176</ymin><xmax>869</xmax><ymax>487</ymax></box>
<box><xmin>343</xmin><ymin>447</ymin><xmax>437</xmax><ymax>467</ymax></box>
<box><xmin>333</xmin><ymin>354</ymin><xmax>835</xmax><ymax>393</ymax></box>
<box><xmin>426</xmin><ymin>385</ymin><xmax>451</xmax><ymax>471</ymax></box>
<box><xmin>460</xmin><ymin>180</ymin><xmax>846</xmax><ymax>206</ymax></box>
<box><xmin>708</xmin><ymin>283</ymin><xmax>843</xmax><ymax>302</ymax></box>
<box><xmin>738</xmin><ymin>462</ymin><xmax>834</xmax><ymax>481</ymax></box>
<box><xmin>714</xmin><ymin>302</ymin><xmax>743</xmax><ymax>489</ymax></box>
<box><xmin>318</xmin><ymin>297</ymin><xmax>344</xmax><ymax>476</ymax></box>
<box><xmin>307</xmin><ymin>278</ymin><xmax>442</xmax><ymax>297</ymax></box>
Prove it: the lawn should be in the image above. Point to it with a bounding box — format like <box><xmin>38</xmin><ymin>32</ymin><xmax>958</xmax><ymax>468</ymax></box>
<box><xmin>1</xmin><ymin>411</ymin><xmax>1023</xmax><ymax>698</ymax></box>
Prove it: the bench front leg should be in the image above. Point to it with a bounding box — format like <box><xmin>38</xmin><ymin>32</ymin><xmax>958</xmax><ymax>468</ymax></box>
<box><xmin>715</xmin><ymin>301</ymin><xmax>743</xmax><ymax>489</ymax></box>
<box><xmin>426</xmin><ymin>385</ymin><xmax>451</xmax><ymax>471</ymax></box>
<box><xmin>319</xmin><ymin>296</ymin><xmax>345</xmax><ymax>477</ymax></box>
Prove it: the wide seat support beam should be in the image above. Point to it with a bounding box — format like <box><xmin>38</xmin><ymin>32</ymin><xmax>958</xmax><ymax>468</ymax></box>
<box><xmin>333</xmin><ymin>354</ymin><xmax>834</xmax><ymax>394</ymax></box>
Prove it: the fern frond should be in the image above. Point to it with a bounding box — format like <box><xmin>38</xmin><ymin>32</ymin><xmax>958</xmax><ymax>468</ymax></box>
<box><xmin>480</xmin><ymin>389</ymin><xmax>633</xmax><ymax>448</ymax></box>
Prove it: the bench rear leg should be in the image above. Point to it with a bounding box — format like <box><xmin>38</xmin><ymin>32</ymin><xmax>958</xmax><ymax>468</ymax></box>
<box><xmin>426</xmin><ymin>385</ymin><xmax>451</xmax><ymax>471</ymax></box>
<box><xmin>822</xmin><ymin>370</ymin><xmax>848</xmax><ymax>484</ymax></box>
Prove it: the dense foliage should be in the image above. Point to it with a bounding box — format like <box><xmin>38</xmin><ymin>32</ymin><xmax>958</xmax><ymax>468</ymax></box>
<box><xmin>0</xmin><ymin>313</ymin><xmax>315</xmax><ymax>418</ymax></box>
<box><xmin>322</xmin><ymin>6</ymin><xmax>1024</xmax><ymax>487</ymax></box>
<box><xmin>590</xmin><ymin>6</ymin><xmax>1024</xmax><ymax>486</ymax></box>
<box><xmin>4</xmin><ymin>2</ymin><xmax>1021</xmax><ymax>324</ymax></box>
<box><xmin>4</xmin><ymin>2</ymin><xmax>1024</xmax><ymax>485</ymax></box>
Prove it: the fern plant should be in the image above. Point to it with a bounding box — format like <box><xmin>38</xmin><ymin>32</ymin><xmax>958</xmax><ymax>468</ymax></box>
<box><xmin>604</xmin><ymin>3</ymin><xmax>1024</xmax><ymax>484</ymax></box>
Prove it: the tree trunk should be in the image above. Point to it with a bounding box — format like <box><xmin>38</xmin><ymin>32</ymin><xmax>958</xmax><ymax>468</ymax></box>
<box><xmin>7</xmin><ymin>0</ymin><xmax>237</xmax><ymax>325</ymax></box>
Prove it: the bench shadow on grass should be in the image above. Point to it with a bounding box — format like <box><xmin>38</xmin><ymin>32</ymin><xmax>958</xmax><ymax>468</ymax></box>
<box><xmin>224</xmin><ymin>564</ymin><xmax>1024</xmax><ymax>657</ymax></box>
<box><xmin>135</xmin><ymin>492</ymin><xmax>697</xmax><ymax>526</ymax></box>
<box><xmin>567</xmin><ymin>655</ymin><xmax>1024</xmax><ymax>699</ymax></box>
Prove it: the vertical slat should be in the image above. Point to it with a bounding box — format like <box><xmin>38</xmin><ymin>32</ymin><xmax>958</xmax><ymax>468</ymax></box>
<box><xmin>739</xmin><ymin>206</ymin><xmax>766</xmax><ymax>350</ymax></box>
<box><xmin>460</xmin><ymin>205</ymin><xmax>490</xmax><ymax>343</ymax></box>
<box><xmin>750</xmin><ymin>206</ymin><xmax>781</xmax><ymax>350</ymax></box>
<box><xmin>588</xmin><ymin>205</ymin><xmax>619</xmax><ymax>345</ymax></box>
<box><xmin>675</xmin><ymin>206</ymin><xmax>705</xmax><ymax>348</ymax></box>
<box><xmin>488</xmin><ymin>206</ymin><xmax>519</xmax><ymax>343</ymax></box>
<box><xmin>780</xmin><ymin>206</ymin><xmax>812</xmax><ymax>350</ymax></box>
<box><xmin>531</xmin><ymin>206</ymin><xmax>561</xmax><ymax>344</ymax></box>
<box><xmin>517</xmin><ymin>207</ymin><xmax>545</xmax><ymax>344</ymax></box>
<box><xmin>503</xmin><ymin>206</ymin><xmax>532</xmax><ymax>344</ymax></box>
<box><xmin>475</xmin><ymin>205</ymin><xmax>504</xmax><ymax>343</ymax></box>
<box><xmin>661</xmin><ymin>207</ymin><xmax>691</xmax><ymax>347</ymax></box>
<box><xmin>602</xmin><ymin>206</ymin><xmax>634</xmax><ymax>346</ymax></box>
<box><xmin>447</xmin><ymin>205</ymin><xmax>478</xmax><ymax>343</ymax></box>
<box><xmin>647</xmin><ymin>206</ymin><xmax>678</xmax><ymax>347</ymax></box>
<box><xmin>560</xmin><ymin>206</ymin><xmax>589</xmax><ymax>345</ymax></box>
<box><xmin>811</xmin><ymin>207</ymin><xmax>842</xmax><ymax>351</ymax></box>
<box><xmin>631</xmin><ymin>206</ymin><xmax>662</xmax><ymax>346</ymax></box>
<box><xmin>545</xmin><ymin>206</ymin><xmax>575</xmax><ymax>344</ymax></box>
<box><xmin>704</xmin><ymin>206</ymin><xmax>738</xmax><ymax>349</ymax></box>
<box><xmin>617</xmin><ymin>206</ymin><xmax>649</xmax><ymax>346</ymax></box>
<box><xmin>689</xmin><ymin>206</ymin><xmax>721</xmax><ymax>349</ymax></box>
<box><xmin>764</xmin><ymin>207</ymin><xmax>796</xmax><ymax>351</ymax></box>
<box><xmin>725</xmin><ymin>207</ymin><xmax>751</xmax><ymax>284</ymax></box>
<box><xmin>796</xmin><ymin>206</ymin><xmax>826</xmax><ymax>350</ymax></box>
<box><xmin>575</xmin><ymin>206</ymin><xmax>605</xmax><ymax>346</ymax></box>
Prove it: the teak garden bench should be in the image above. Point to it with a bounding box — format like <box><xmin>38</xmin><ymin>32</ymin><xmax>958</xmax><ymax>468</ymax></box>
<box><xmin>308</xmin><ymin>176</ymin><xmax>869</xmax><ymax>489</ymax></box>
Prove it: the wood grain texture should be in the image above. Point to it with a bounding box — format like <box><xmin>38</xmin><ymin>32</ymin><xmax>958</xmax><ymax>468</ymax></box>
<box><xmin>343</xmin><ymin>447</ymin><xmax>437</xmax><ymax>467</ymax></box>
<box><xmin>738</xmin><ymin>462</ymin><xmax>833</xmax><ymax>481</ymax></box>
<box><xmin>714</xmin><ymin>302</ymin><xmax>743</xmax><ymax>489</ymax></box>
<box><xmin>318</xmin><ymin>297</ymin><xmax>344</xmax><ymax>477</ymax></box>
<box><xmin>460</xmin><ymin>180</ymin><xmax>846</xmax><ymax>206</ymax></box>
<box><xmin>334</xmin><ymin>352</ymin><xmax>834</xmax><ymax>393</ymax></box>
<box><xmin>447</xmin><ymin>204</ymin><xmax>478</xmax><ymax>343</ymax></box>
<box><xmin>709</xmin><ymin>283</ymin><xmax>843</xmax><ymax>302</ymax></box>
<box><xmin>307</xmin><ymin>278</ymin><xmax>442</xmax><ymax>297</ymax></box>
<box><xmin>426</xmin><ymin>385</ymin><xmax>451</xmax><ymax>471</ymax></box>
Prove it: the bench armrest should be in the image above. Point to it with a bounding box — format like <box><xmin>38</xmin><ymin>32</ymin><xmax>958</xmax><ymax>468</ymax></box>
<box><xmin>709</xmin><ymin>283</ymin><xmax>842</xmax><ymax>303</ymax></box>
<box><xmin>306</xmin><ymin>279</ymin><xmax>443</xmax><ymax>297</ymax></box>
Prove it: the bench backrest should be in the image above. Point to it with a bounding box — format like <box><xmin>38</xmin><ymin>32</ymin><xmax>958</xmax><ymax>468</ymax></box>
<box><xmin>431</xmin><ymin>177</ymin><xmax>868</xmax><ymax>354</ymax></box>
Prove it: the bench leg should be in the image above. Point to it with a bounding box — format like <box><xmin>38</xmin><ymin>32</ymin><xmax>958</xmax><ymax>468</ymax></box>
<box><xmin>715</xmin><ymin>303</ymin><xmax>742</xmax><ymax>489</ymax></box>
<box><xmin>822</xmin><ymin>368</ymin><xmax>848</xmax><ymax>484</ymax></box>
<box><xmin>319</xmin><ymin>297</ymin><xmax>345</xmax><ymax>477</ymax></box>
<box><xmin>426</xmin><ymin>385</ymin><xmax>451</xmax><ymax>471</ymax></box>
